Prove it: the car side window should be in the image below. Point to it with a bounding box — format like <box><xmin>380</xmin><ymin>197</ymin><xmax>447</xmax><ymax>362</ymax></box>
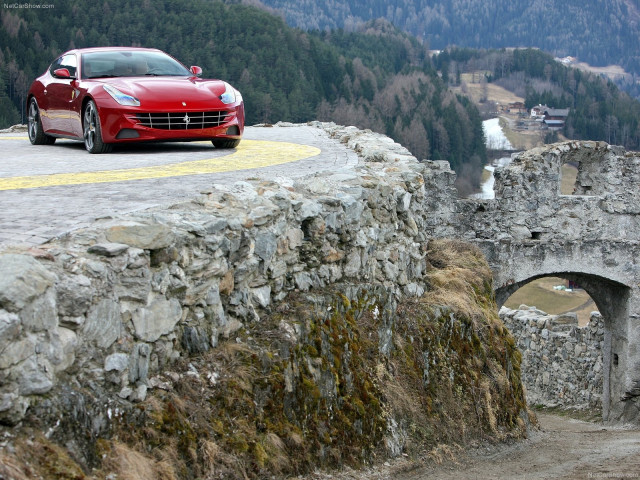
<box><xmin>49</xmin><ymin>54</ymin><xmax>77</xmax><ymax>78</ymax></box>
<box><xmin>48</xmin><ymin>57</ymin><xmax>62</xmax><ymax>75</ymax></box>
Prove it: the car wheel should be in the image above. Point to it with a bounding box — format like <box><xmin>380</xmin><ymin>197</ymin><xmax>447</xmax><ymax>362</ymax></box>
<box><xmin>83</xmin><ymin>100</ymin><xmax>112</xmax><ymax>154</ymax></box>
<box><xmin>27</xmin><ymin>98</ymin><xmax>55</xmax><ymax>145</ymax></box>
<box><xmin>212</xmin><ymin>138</ymin><xmax>241</xmax><ymax>149</ymax></box>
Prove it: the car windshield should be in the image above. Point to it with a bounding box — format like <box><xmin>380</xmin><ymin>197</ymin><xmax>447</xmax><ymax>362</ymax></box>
<box><xmin>81</xmin><ymin>50</ymin><xmax>191</xmax><ymax>79</ymax></box>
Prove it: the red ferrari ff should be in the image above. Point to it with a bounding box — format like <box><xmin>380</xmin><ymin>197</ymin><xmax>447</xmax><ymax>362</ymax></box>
<box><xmin>26</xmin><ymin>47</ymin><xmax>245</xmax><ymax>153</ymax></box>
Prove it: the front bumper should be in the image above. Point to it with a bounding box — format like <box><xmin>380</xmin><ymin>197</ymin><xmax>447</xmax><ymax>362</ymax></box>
<box><xmin>98</xmin><ymin>102</ymin><xmax>245</xmax><ymax>143</ymax></box>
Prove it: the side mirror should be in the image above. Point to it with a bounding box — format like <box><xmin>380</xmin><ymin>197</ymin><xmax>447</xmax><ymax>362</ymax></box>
<box><xmin>53</xmin><ymin>68</ymin><xmax>74</xmax><ymax>79</ymax></box>
<box><xmin>190</xmin><ymin>66</ymin><xmax>202</xmax><ymax>77</ymax></box>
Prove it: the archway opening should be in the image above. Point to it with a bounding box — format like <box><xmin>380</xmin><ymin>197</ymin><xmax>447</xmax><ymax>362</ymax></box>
<box><xmin>496</xmin><ymin>272</ymin><xmax>631</xmax><ymax>422</ymax></box>
<box><xmin>559</xmin><ymin>157</ymin><xmax>600</xmax><ymax>196</ymax></box>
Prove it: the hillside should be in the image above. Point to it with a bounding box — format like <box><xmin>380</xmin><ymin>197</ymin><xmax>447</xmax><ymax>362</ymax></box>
<box><xmin>252</xmin><ymin>0</ymin><xmax>640</xmax><ymax>79</ymax></box>
<box><xmin>437</xmin><ymin>47</ymin><xmax>640</xmax><ymax>152</ymax></box>
<box><xmin>4</xmin><ymin>1</ymin><xmax>640</xmax><ymax>193</ymax></box>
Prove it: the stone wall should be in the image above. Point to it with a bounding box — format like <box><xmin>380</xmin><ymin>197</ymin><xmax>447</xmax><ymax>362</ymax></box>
<box><xmin>0</xmin><ymin>123</ymin><xmax>536</xmax><ymax>478</ymax></box>
<box><xmin>1</xmin><ymin>120</ymin><xmax>639</xmax><ymax>449</ymax></box>
<box><xmin>457</xmin><ymin>140</ymin><xmax>640</xmax><ymax>423</ymax></box>
<box><xmin>0</xmin><ymin>122</ymin><xmax>458</xmax><ymax>427</ymax></box>
<box><xmin>458</xmin><ymin>141</ymin><xmax>640</xmax><ymax>246</ymax></box>
<box><xmin>501</xmin><ymin>306</ymin><xmax>605</xmax><ymax>410</ymax></box>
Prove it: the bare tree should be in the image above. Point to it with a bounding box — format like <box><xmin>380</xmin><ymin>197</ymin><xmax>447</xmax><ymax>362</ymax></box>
<box><xmin>15</xmin><ymin>70</ymin><xmax>27</xmax><ymax>124</ymax></box>
<box><xmin>604</xmin><ymin>115</ymin><xmax>619</xmax><ymax>144</ymax></box>
<box><xmin>480</xmin><ymin>75</ymin><xmax>488</xmax><ymax>103</ymax></box>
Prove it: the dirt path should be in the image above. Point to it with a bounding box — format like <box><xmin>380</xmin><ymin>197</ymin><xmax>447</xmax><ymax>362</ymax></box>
<box><xmin>301</xmin><ymin>413</ymin><xmax>640</xmax><ymax>480</ymax></box>
<box><xmin>407</xmin><ymin>413</ymin><xmax>640</xmax><ymax>480</ymax></box>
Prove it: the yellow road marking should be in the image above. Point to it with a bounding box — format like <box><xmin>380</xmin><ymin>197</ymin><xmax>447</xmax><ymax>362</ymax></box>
<box><xmin>0</xmin><ymin>140</ymin><xmax>320</xmax><ymax>191</ymax></box>
<box><xmin>0</xmin><ymin>136</ymin><xmax>29</xmax><ymax>140</ymax></box>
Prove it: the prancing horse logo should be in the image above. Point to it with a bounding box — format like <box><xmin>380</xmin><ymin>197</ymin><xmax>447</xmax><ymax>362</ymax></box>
<box><xmin>183</xmin><ymin>113</ymin><xmax>191</xmax><ymax>125</ymax></box>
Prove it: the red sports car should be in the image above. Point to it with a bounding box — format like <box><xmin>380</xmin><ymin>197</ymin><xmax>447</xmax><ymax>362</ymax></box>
<box><xmin>26</xmin><ymin>47</ymin><xmax>245</xmax><ymax>153</ymax></box>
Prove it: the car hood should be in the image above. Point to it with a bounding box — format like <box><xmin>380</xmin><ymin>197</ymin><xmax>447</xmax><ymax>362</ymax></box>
<box><xmin>99</xmin><ymin>77</ymin><xmax>231</xmax><ymax>110</ymax></box>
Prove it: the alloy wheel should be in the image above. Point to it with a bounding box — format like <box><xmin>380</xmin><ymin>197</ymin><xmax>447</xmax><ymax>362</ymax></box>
<box><xmin>83</xmin><ymin>102</ymin><xmax>96</xmax><ymax>151</ymax></box>
<box><xmin>27</xmin><ymin>100</ymin><xmax>38</xmax><ymax>142</ymax></box>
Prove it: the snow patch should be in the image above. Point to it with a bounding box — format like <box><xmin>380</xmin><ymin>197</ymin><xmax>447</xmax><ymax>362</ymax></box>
<box><xmin>483</xmin><ymin>118</ymin><xmax>513</xmax><ymax>150</ymax></box>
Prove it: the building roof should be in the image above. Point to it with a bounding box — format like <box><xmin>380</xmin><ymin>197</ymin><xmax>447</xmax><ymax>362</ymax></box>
<box><xmin>544</xmin><ymin>108</ymin><xmax>570</xmax><ymax>117</ymax></box>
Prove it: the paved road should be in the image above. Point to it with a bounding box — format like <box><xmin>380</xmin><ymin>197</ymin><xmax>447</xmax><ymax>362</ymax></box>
<box><xmin>0</xmin><ymin>124</ymin><xmax>358</xmax><ymax>249</ymax></box>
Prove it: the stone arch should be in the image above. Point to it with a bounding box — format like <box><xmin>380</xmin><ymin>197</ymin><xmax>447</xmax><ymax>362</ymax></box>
<box><xmin>467</xmin><ymin>141</ymin><xmax>640</xmax><ymax>424</ymax></box>
<box><xmin>493</xmin><ymin>141</ymin><xmax>626</xmax><ymax>203</ymax></box>
<box><xmin>495</xmin><ymin>272</ymin><xmax>629</xmax><ymax>315</ymax></box>
<box><xmin>496</xmin><ymin>271</ymin><xmax>631</xmax><ymax>421</ymax></box>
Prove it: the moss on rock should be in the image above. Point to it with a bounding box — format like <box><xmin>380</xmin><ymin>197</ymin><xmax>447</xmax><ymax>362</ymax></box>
<box><xmin>0</xmin><ymin>239</ymin><xmax>530</xmax><ymax>479</ymax></box>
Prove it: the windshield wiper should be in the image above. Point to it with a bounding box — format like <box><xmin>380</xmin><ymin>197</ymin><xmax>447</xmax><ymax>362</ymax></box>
<box><xmin>87</xmin><ymin>74</ymin><xmax>120</xmax><ymax>79</ymax></box>
<box><xmin>145</xmin><ymin>73</ymin><xmax>189</xmax><ymax>76</ymax></box>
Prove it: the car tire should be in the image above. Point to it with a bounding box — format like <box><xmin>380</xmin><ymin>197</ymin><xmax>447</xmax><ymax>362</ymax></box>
<box><xmin>212</xmin><ymin>138</ymin><xmax>241</xmax><ymax>149</ymax></box>
<box><xmin>27</xmin><ymin>98</ymin><xmax>56</xmax><ymax>145</ymax></box>
<box><xmin>83</xmin><ymin>100</ymin><xmax>112</xmax><ymax>154</ymax></box>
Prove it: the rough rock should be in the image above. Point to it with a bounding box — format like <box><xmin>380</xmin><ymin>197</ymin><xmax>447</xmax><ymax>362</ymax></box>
<box><xmin>131</xmin><ymin>297</ymin><xmax>182</xmax><ymax>342</ymax></box>
<box><xmin>501</xmin><ymin>306</ymin><xmax>604</xmax><ymax>410</ymax></box>
<box><xmin>0</xmin><ymin>254</ymin><xmax>57</xmax><ymax>312</ymax></box>
<box><xmin>105</xmin><ymin>223</ymin><xmax>174</xmax><ymax>249</ymax></box>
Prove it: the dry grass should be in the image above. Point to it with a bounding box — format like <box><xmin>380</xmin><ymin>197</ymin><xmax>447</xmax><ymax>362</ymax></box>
<box><xmin>427</xmin><ymin>443</ymin><xmax>461</xmax><ymax>465</ymax></box>
<box><xmin>0</xmin><ymin>433</ymin><xmax>87</xmax><ymax>480</ymax></box>
<box><xmin>422</xmin><ymin>239</ymin><xmax>495</xmax><ymax>323</ymax></box>
<box><xmin>380</xmin><ymin>238</ymin><xmax>528</xmax><ymax>458</ymax></box>
<box><xmin>197</xmin><ymin>439</ymin><xmax>249</xmax><ymax>479</ymax></box>
<box><xmin>560</xmin><ymin>163</ymin><xmax>578</xmax><ymax>194</ymax></box>
<box><xmin>453</xmin><ymin>73</ymin><xmax>524</xmax><ymax>105</ymax></box>
<box><xmin>573</xmin><ymin>61</ymin><xmax>630</xmax><ymax>82</ymax></box>
<box><xmin>0</xmin><ymin>451</ymin><xmax>34</xmax><ymax>480</ymax></box>
<box><xmin>99</xmin><ymin>442</ymin><xmax>178</xmax><ymax>480</ymax></box>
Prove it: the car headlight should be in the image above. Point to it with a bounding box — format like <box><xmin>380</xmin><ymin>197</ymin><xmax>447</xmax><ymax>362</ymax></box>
<box><xmin>103</xmin><ymin>84</ymin><xmax>140</xmax><ymax>106</ymax></box>
<box><xmin>219</xmin><ymin>82</ymin><xmax>236</xmax><ymax>104</ymax></box>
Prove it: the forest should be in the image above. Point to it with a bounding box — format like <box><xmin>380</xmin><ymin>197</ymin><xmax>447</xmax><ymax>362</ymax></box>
<box><xmin>0</xmin><ymin>0</ymin><xmax>486</xmax><ymax>192</ymax></box>
<box><xmin>254</xmin><ymin>0</ymin><xmax>640</xmax><ymax>80</ymax></box>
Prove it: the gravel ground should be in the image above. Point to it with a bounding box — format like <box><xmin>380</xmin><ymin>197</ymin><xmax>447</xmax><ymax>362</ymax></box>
<box><xmin>296</xmin><ymin>412</ymin><xmax>640</xmax><ymax>480</ymax></box>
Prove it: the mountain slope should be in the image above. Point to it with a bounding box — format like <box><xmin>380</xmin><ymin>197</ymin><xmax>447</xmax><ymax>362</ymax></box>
<box><xmin>251</xmin><ymin>0</ymin><xmax>640</xmax><ymax>76</ymax></box>
<box><xmin>436</xmin><ymin>47</ymin><xmax>640</xmax><ymax>151</ymax></box>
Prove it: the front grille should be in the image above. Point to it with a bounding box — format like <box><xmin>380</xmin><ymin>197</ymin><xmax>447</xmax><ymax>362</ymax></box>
<box><xmin>135</xmin><ymin>111</ymin><xmax>229</xmax><ymax>130</ymax></box>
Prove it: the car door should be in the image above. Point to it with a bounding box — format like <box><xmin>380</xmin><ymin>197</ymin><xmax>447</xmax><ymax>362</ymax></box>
<box><xmin>41</xmin><ymin>54</ymin><xmax>78</xmax><ymax>135</ymax></box>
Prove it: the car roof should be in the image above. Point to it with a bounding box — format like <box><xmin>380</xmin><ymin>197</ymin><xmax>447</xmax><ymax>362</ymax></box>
<box><xmin>63</xmin><ymin>47</ymin><xmax>164</xmax><ymax>56</ymax></box>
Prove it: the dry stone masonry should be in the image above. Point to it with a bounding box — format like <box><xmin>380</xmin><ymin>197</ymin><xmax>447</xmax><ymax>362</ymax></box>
<box><xmin>0</xmin><ymin>122</ymin><xmax>639</xmax><ymax>436</ymax></box>
<box><xmin>461</xmin><ymin>141</ymin><xmax>640</xmax><ymax>423</ymax></box>
<box><xmin>0</xmin><ymin>123</ymin><xmax>452</xmax><ymax>428</ymax></box>
<box><xmin>501</xmin><ymin>306</ymin><xmax>605</xmax><ymax>410</ymax></box>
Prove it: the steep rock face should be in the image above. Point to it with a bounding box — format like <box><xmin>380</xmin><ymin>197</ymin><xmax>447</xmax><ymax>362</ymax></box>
<box><xmin>0</xmin><ymin>123</ymin><xmax>526</xmax><ymax>479</ymax></box>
